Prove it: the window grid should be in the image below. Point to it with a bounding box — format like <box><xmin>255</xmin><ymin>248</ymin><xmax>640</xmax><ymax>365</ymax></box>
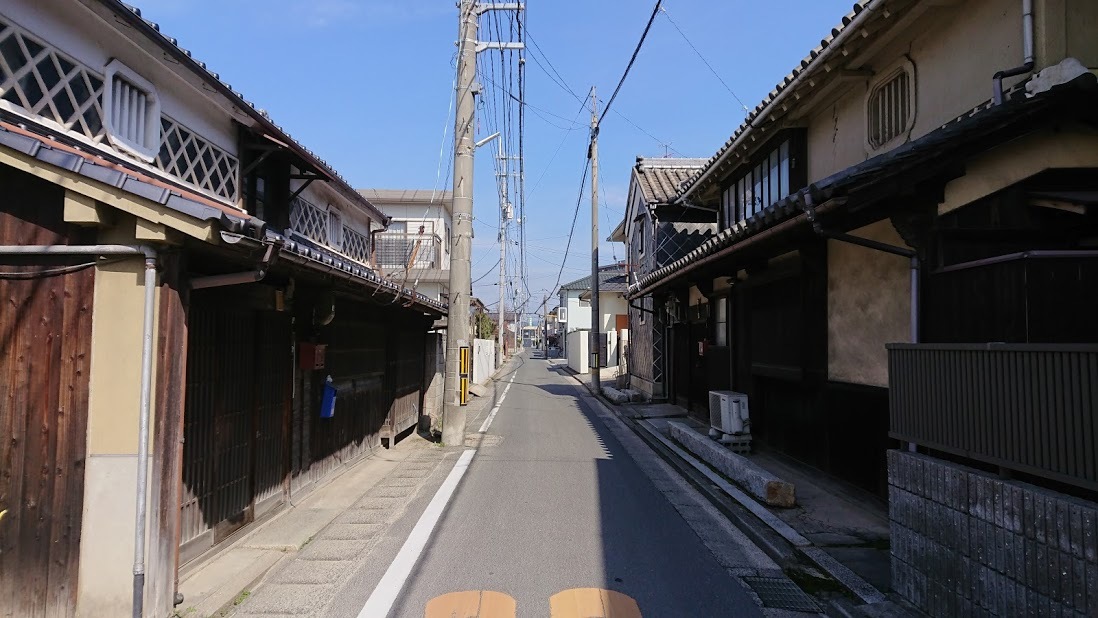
<box><xmin>722</xmin><ymin>138</ymin><xmax>793</xmax><ymax>226</ymax></box>
<box><xmin>156</xmin><ymin>116</ymin><xmax>239</xmax><ymax>202</ymax></box>
<box><xmin>0</xmin><ymin>19</ymin><xmax>107</xmax><ymax>144</ymax></box>
<box><xmin>289</xmin><ymin>195</ymin><xmax>329</xmax><ymax>245</ymax></box>
<box><xmin>342</xmin><ymin>226</ymin><xmax>371</xmax><ymax>265</ymax></box>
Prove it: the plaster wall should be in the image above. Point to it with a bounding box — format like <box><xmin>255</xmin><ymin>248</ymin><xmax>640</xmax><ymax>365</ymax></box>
<box><xmin>827</xmin><ymin>220</ymin><xmax>910</xmax><ymax>387</ymax></box>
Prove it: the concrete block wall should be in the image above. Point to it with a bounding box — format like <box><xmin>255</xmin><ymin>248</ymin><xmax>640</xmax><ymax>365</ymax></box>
<box><xmin>888</xmin><ymin>450</ymin><xmax>1098</xmax><ymax>617</ymax></box>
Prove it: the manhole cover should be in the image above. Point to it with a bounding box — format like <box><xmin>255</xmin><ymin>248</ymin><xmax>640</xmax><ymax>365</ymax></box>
<box><xmin>741</xmin><ymin>576</ymin><xmax>820</xmax><ymax>612</ymax></box>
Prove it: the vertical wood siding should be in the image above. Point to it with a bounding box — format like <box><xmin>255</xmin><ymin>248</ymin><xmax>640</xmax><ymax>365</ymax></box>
<box><xmin>0</xmin><ymin>167</ymin><xmax>93</xmax><ymax>617</ymax></box>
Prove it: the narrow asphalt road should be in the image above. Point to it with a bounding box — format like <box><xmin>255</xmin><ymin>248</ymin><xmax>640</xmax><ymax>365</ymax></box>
<box><xmin>329</xmin><ymin>351</ymin><xmax>766</xmax><ymax>617</ymax></box>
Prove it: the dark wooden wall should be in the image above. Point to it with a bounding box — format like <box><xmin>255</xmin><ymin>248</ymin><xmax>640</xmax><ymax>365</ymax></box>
<box><xmin>0</xmin><ymin>165</ymin><xmax>94</xmax><ymax>617</ymax></box>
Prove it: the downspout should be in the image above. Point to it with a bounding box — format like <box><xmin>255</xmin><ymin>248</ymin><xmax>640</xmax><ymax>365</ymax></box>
<box><xmin>993</xmin><ymin>0</ymin><xmax>1035</xmax><ymax>105</ymax></box>
<box><xmin>0</xmin><ymin>244</ymin><xmax>158</xmax><ymax>618</ymax></box>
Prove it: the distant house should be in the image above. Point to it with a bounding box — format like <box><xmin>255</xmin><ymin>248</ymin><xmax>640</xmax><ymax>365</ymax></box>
<box><xmin>358</xmin><ymin>188</ymin><xmax>452</xmax><ymax>303</ymax></box>
<box><xmin>558</xmin><ymin>264</ymin><xmax>629</xmax><ymax>369</ymax></box>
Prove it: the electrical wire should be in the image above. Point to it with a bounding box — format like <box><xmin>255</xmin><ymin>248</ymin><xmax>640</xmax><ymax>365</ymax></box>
<box><xmin>598</xmin><ymin>0</ymin><xmax>663</xmax><ymax>126</ymax></box>
<box><xmin>472</xmin><ymin>258</ymin><xmax>502</xmax><ymax>284</ymax></box>
<box><xmin>660</xmin><ymin>5</ymin><xmax>750</xmax><ymax>113</ymax></box>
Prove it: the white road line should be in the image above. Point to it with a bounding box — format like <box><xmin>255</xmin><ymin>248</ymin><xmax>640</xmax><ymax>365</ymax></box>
<box><xmin>478</xmin><ymin>382</ymin><xmax>511</xmax><ymax>433</ymax></box>
<box><xmin>357</xmin><ymin>448</ymin><xmax>477</xmax><ymax>618</ymax></box>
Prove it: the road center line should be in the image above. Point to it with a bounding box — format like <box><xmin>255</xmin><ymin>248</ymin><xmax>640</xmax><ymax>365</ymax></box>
<box><xmin>357</xmin><ymin>448</ymin><xmax>477</xmax><ymax>618</ymax></box>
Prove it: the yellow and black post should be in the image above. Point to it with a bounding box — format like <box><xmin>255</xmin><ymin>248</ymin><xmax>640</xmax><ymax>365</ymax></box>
<box><xmin>459</xmin><ymin>345</ymin><xmax>471</xmax><ymax>405</ymax></box>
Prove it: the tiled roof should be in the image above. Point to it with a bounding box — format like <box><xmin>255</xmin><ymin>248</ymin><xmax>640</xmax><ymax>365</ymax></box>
<box><xmin>0</xmin><ymin>118</ymin><xmax>446</xmax><ymax>315</ymax></box>
<box><xmin>674</xmin><ymin>1</ymin><xmax>887</xmax><ymax>201</ymax></box>
<box><xmin>560</xmin><ymin>265</ymin><xmax>629</xmax><ymax>293</ymax></box>
<box><xmin>634</xmin><ymin>157</ymin><xmax>708</xmax><ymax>205</ymax></box>
<box><xmin>104</xmin><ymin>1</ymin><xmax>386</xmax><ymax>223</ymax></box>
<box><xmin>629</xmin><ymin>74</ymin><xmax>1098</xmax><ymax>297</ymax></box>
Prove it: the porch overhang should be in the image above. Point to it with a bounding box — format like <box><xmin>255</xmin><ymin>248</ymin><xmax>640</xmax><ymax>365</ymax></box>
<box><xmin>627</xmin><ymin>73</ymin><xmax>1098</xmax><ymax>299</ymax></box>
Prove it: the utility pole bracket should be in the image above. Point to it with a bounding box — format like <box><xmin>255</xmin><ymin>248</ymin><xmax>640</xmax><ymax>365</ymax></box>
<box><xmin>475</xmin><ymin>3</ymin><xmax>524</xmax><ymax>15</ymax></box>
<box><xmin>476</xmin><ymin>41</ymin><xmax>525</xmax><ymax>53</ymax></box>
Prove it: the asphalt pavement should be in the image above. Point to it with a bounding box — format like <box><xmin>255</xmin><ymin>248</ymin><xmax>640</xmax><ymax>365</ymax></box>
<box><xmin>325</xmin><ymin>351</ymin><xmax>771</xmax><ymax>617</ymax></box>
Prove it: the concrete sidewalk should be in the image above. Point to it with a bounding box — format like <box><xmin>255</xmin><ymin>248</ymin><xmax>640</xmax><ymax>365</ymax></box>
<box><xmin>173</xmin><ymin>357</ymin><xmax>513</xmax><ymax>618</ymax></box>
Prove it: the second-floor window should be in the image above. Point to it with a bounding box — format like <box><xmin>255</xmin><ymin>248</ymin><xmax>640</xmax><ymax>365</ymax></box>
<box><xmin>327</xmin><ymin>209</ymin><xmax>343</xmax><ymax>248</ymax></box>
<box><xmin>720</xmin><ymin>132</ymin><xmax>805</xmax><ymax>228</ymax></box>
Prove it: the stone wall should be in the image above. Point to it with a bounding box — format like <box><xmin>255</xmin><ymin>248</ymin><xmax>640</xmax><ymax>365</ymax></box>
<box><xmin>888</xmin><ymin>450</ymin><xmax>1098</xmax><ymax>616</ymax></box>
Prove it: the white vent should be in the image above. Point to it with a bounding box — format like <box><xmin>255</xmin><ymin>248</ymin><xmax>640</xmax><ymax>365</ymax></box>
<box><xmin>867</xmin><ymin>65</ymin><xmax>914</xmax><ymax>150</ymax></box>
<box><xmin>708</xmin><ymin>390</ymin><xmax>751</xmax><ymax>452</ymax></box>
<box><xmin>327</xmin><ymin>209</ymin><xmax>343</xmax><ymax>248</ymax></box>
<box><xmin>103</xmin><ymin>60</ymin><xmax>160</xmax><ymax>161</ymax></box>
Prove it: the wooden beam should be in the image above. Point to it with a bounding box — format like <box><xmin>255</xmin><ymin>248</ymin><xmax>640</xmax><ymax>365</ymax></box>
<box><xmin>64</xmin><ymin>190</ymin><xmax>112</xmax><ymax>226</ymax></box>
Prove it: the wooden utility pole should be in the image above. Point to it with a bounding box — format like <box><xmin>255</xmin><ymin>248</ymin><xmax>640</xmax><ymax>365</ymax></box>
<box><xmin>589</xmin><ymin>86</ymin><xmax>601</xmax><ymax>394</ymax></box>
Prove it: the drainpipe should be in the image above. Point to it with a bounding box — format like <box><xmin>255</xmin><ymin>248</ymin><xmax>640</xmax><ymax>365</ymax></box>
<box><xmin>190</xmin><ymin>242</ymin><xmax>279</xmax><ymax>290</ymax></box>
<box><xmin>993</xmin><ymin>0</ymin><xmax>1035</xmax><ymax>105</ymax></box>
<box><xmin>0</xmin><ymin>244</ymin><xmax>157</xmax><ymax>618</ymax></box>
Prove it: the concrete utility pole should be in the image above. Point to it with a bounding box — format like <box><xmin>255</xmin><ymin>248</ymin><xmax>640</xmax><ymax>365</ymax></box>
<box><xmin>496</xmin><ymin>139</ymin><xmax>510</xmax><ymax>368</ymax></box>
<box><xmin>442</xmin><ymin>0</ymin><xmax>478</xmax><ymax>447</ymax></box>
<box><xmin>589</xmin><ymin>86</ymin><xmax>601</xmax><ymax>394</ymax></box>
<box><xmin>443</xmin><ymin>0</ymin><xmax>523</xmax><ymax>447</ymax></box>
<box><xmin>543</xmin><ymin>293</ymin><xmax>549</xmax><ymax>354</ymax></box>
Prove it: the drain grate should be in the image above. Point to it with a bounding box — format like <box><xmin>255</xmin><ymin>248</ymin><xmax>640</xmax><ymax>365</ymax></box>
<box><xmin>741</xmin><ymin>576</ymin><xmax>821</xmax><ymax>613</ymax></box>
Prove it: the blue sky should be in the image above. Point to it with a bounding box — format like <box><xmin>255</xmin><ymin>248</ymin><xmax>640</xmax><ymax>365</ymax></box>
<box><xmin>136</xmin><ymin>0</ymin><xmax>853</xmax><ymax>311</ymax></box>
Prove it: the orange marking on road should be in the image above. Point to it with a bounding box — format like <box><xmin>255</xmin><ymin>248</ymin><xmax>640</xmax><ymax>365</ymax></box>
<box><xmin>424</xmin><ymin>590</ymin><xmax>517</xmax><ymax>618</ymax></box>
<box><xmin>549</xmin><ymin>588</ymin><xmax>642</xmax><ymax>618</ymax></box>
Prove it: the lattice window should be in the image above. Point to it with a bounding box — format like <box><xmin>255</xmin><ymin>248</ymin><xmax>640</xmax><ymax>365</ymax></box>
<box><xmin>342</xmin><ymin>226</ymin><xmax>371</xmax><ymax>265</ymax></box>
<box><xmin>157</xmin><ymin>116</ymin><xmax>239</xmax><ymax>202</ymax></box>
<box><xmin>0</xmin><ymin>19</ymin><xmax>107</xmax><ymax>144</ymax></box>
<box><xmin>289</xmin><ymin>195</ymin><xmax>329</xmax><ymax>245</ymax></box>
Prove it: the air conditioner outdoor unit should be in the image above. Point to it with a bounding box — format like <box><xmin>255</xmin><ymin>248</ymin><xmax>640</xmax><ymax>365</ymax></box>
<box><xmin>708</xmin><ymin>390</ymin><xmax>751</xmax><ymax>452</ymax></box>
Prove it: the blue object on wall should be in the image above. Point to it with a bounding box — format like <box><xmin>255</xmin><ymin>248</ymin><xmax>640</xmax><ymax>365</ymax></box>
<box><xmin>320</xmin><ymin>375</ymin><xmax>337</xmax><ymax>419</ymax></box>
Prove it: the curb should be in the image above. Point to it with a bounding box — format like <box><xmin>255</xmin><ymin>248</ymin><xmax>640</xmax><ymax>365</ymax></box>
<box><xmin>551</xmin><ymin>359</ymin><xmax>888</xmax><ymax>608</ymax></box>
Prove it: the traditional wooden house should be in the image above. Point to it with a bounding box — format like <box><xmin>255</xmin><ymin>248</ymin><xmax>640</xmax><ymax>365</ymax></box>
<box><xmin>625</xmin><ymin>0</ymin><xmax>1098</xmax><ymax>614</ymax></box>
<box><xmin>612</xmin><ymin>157</ymin><xmax>712</xmax><ymax>401</ymax></box>
<box><xmin>0</xmin><ymin>1</ymin><xmax>444</xmax><ymax>616</ymax></box>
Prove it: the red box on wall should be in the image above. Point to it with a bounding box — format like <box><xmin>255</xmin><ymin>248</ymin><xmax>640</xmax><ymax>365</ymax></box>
<box><xmin>298</xmin><ymin>342</ymin><xmax>326</xmax><ymax>370</ymax></box>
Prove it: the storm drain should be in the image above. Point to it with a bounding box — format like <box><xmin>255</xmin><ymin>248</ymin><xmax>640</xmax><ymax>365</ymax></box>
<box><xmin>741</xmin><ymin>576</ymin><xmax>821</xmax><ymax>613</ymax></box>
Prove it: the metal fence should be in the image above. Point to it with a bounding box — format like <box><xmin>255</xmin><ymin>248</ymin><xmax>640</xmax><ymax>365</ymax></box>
<box><xmin>375</xmin><ymin>233</ymin><xmax>441</xmax><ymax>269</ymax></box>
<box><xmin>888</xmin><ymin>343</ymin><xmax>1098</xmax><ymax>491</ymax></box>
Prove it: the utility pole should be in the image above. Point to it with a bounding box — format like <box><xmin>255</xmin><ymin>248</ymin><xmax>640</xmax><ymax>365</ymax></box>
<box><xmin>543</xmin><ymin>293</ymin><xmax>548</xmax><ymax>355</ymax></box>
<box><xmin>441</xmin><ymin>0</ymin><xmax>478</xmax><ymax>447</ymax></box>
<box><xmin>496</xmin><ymin>139</ymin><xmax>509</xmax><ymax>369</ymax></box>
<box><xmin>589</xmin><ymin>86</ymin><xmax>601</xmax><ymax>394</ymax></box>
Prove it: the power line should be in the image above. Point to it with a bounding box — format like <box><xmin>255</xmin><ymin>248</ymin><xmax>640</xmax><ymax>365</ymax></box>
<box><xmin>472</xmin><ymin>259</ymin><xmax>502</xmax><ymax>284</ymax></box>
<box><xmin>599</xmin><ymin>0</ymin><xmax>663</xmax><ymax>125</ymax></box>
<box><xmin>660</xmin><ymin>6</ymin><xmax>749</xmax><ymax>113</ymax></box>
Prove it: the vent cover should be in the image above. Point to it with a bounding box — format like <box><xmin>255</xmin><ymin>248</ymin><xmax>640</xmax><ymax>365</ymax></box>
<box><xmin>867</xmin><ymin>67</ymin><xmax>913</xmax><ymax>149</ymax></box>
<box><xmin>103</xmin><ymin>60</ymin><xmax>160</xmax><ymax>161</ymax></box>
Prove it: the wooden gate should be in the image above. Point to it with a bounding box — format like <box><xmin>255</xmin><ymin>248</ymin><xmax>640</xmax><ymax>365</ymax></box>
<box><xmin>0</xmin><ymin>170</ymin><xmax>93</xmax><ymax>617</ymax></box>
<box><xmin>179</xmin><ymin>293</ymin><xmax>291</xmax><ymax>564</ymax></box>
<box><xmin>386</xmin><ymin>326</ymin><xmax>424</xmax><ymax>438</ymax></box>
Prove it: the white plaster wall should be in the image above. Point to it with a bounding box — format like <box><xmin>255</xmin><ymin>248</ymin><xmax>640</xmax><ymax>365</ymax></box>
<box><xmin>567</xmin><ymin>329</ymin><xmax>589</xmax><ymax>375</ymax></box>
<box><xmin>472</xmin><ymin>338</ymin><xmax>495</xmax><ymax>385</ymax></box>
